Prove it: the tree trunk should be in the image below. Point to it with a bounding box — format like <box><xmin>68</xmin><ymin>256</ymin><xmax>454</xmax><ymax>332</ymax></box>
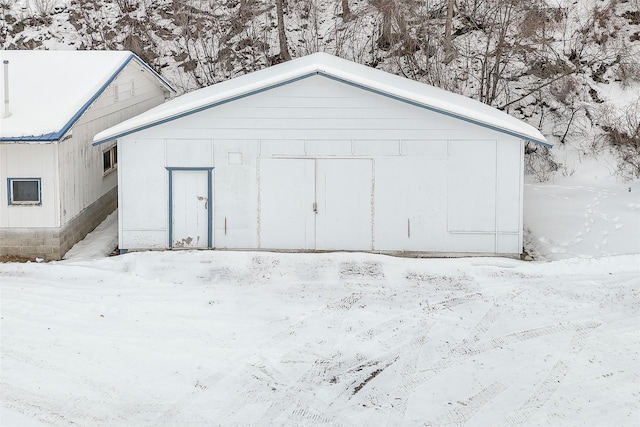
<box><xmin>443</xmin><ymin>0</ymin><xmax>455</xmax><ymax>62</ymax></box>
<box><xmin>341</xmin><ymin>0</ymin><xmax>352</xmax><ymax>21</ymax></box>
<box><xmin>276</xmin><ymin>0</ymin><xmax>291</xmax><ymax>61</ymax></box>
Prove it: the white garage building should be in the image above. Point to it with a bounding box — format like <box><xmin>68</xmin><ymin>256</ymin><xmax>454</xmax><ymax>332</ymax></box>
<box><xmin>94</xmin><ymin>53</ymin><xmax>549</xmax><ymax>257</ymax></box>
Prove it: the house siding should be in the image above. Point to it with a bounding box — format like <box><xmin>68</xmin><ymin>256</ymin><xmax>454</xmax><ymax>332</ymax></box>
<box><xmin>0</xmin><ymin>143</ymin><xmax>60</xmax><ymax>228</ymax></box>
<box><xmin>58</xmin><ymin>62</ymin><xmax>167</xmax><ymax>226</ymax></box>
<box><xmin>0</xmin><ymin>60</ymin><xmax>169</xmax><ymax>260</ymax></box>
<box><xmin>0</xmin><ymin>186</ymin><xmax>117</xmax><ymax>260</ymax></box>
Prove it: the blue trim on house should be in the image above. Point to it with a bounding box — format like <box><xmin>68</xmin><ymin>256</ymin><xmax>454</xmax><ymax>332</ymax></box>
<box><xmin>7</xmin><ymin>177</ymin><xmax>42</xmax><ymax>206</ymax></box>
<box><xmin>92</xmin><ymin>71</ymin><xmax>550</xmax><ymax>147</ymax></box>
<box><xmin>166</xmin><ymin>167</ymin><xmax>214</xmax><ymax>249</ymax></box>
<box><xmin>0</xmin><ymin>54</ymin><xmax>175</xmax><ymax>142</ymax></box>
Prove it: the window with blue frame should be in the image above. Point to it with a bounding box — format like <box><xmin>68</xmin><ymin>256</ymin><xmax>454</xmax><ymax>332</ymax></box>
<box><xmin>7</xmin><ymin>178</ymin><xmax>41</xmax><ymax>205</ymax></box>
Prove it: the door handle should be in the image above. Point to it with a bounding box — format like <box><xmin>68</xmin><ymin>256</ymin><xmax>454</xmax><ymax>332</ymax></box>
<box><xmin>313</xmin><ymin>202</ymin><xmax>318</xmax><ymax>214</ymax></box>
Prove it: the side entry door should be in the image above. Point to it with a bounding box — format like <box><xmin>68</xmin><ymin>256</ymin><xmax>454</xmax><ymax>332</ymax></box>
<box><xmin>170</xmin><ymin>169</ymin><xmax>212</xmax><ymax>248</ymax></box>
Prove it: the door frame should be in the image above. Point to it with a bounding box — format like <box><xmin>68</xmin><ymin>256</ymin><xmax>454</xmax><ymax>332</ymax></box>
<box><xmin>166</xmin><ymin>167</ymin><xmax>214</xmax><ymax>249</ymax></box>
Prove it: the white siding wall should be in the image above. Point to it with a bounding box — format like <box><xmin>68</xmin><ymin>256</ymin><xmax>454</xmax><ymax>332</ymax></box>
<box><xmin>0</xmin><ymin>143</ymin><xmax>59</xmax><ymax>227</ymax></box>
<box><xmin>57</xmin><ymin>62</ymin><xmax>167</xmax><ymax>226</ymax></box>
<box><xmin>120</xmin><ymin>75</ymin><xmax>524</xmax><ymax>254</ymax></box>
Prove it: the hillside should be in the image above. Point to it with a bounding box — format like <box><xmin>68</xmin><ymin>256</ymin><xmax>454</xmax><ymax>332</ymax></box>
<box><xmin>2</xmin><ymin>0</ymin><xmax>639</xmax><ymax>175</ymax></box>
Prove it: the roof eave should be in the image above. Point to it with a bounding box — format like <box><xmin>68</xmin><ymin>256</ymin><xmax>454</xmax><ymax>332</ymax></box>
<box><xmin>0</xmin><ymin>132</ymin><xmax>61</xmax><ymax>142</ymax></box>
<box><xmin>93</xmin><ymin>69</ymin><xmax>551</xmax><ymax>148</ymax></box>
<box><xmin>4</xmin><ymin>52</ymin><xmax>175</xmax><ymax>144</ymax></box>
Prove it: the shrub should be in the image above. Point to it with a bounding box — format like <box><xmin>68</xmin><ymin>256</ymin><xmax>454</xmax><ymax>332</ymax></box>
<box><xmin>524</xmin><ymin>143</ymin><xmax>561</xmax><ymax>182</ymax></box>
<box><xmin>601</xmin><ymin>98</ymin><xmax>640</xmax><ymax>180</ymax></box>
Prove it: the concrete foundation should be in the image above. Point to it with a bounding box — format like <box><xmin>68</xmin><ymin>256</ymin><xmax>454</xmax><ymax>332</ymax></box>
<box><xmin>0</xmin><ymin>187</ymin><xmax>117</xmax><ymax>260</ymax></box>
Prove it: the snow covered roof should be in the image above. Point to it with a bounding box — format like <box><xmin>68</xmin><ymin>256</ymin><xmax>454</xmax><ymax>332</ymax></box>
<box><xmin>0</xmin><ymin>50</ymin><xmax>174</xmax><ymax>142</ymax></box>
<box><xmin>93</xmin><ymin>52</ymin><xmax>550</xmax><ymax>147</ymax></box>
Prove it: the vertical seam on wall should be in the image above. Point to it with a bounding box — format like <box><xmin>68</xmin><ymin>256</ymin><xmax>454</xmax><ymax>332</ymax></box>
<box><xmin>495</xmin><ymin>140</ymin><xmax>499</xmax><ymax>253</ymax></box>
<box><xmin>167</xmin><ymin>169</ymin><xmax>173</xmax><ymax>248</ymax></box>
<box><xmin>519</xmin><ymin>139</ymin><xmax>524</xmax><ymax>252</ymax></box>
<box><xmin>208</xmin><ymin>169</ymin><xmax>213</xmax><ymax>248</ymax></box>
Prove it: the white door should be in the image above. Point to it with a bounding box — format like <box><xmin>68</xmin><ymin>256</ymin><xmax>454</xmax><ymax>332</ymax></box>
<box><xmin>171</xmin><ymin>170</ymin><xmax>210</xmax><ymax>248</ymax></box>
<box><xmin>259</xmin><ymin>159</ymin><xmax>316</xmax><ymax>249</ymax></box>
<box><xmin>316</xmin><ymin>159</ymin><xmax>373</xmax><ymax>251</ymax></box>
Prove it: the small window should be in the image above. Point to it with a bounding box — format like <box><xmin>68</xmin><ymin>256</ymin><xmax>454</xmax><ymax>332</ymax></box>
<box><xmin>7</xmin><ymin>178</ymin><xmax>41</xmax><ymax>205</ymax></box>
<box><xmin>103</xmin><ymin>145</ymin><xmax>118</xmax><ymax>175</ymax></box>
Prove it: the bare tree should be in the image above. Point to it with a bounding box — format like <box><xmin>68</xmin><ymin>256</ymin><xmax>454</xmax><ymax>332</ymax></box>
<box><xmin>443</xmin><ymin>0</ymin><xmax>455</xmax><ymax>62</ymax></box>
<box><xmin>276</xmin><ymin>0</ymin><xmax>292</xmax><ymax>61</ymax></box>
<box><xmin>341</xmin><ymin>0</ymin><xmax>352</xmax><ymax>21</ymax></box>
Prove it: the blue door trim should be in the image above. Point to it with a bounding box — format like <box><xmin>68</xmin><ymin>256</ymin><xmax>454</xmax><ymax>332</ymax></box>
<box><xmin>166</xmin><ymin>167</ymin><xmax>214</xmax><ymax>249</ymax></box>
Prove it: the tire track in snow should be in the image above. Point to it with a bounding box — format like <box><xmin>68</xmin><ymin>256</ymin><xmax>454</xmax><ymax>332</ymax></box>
<box><xmin>433</xmin><ymin>382</ymin><xmax>508</xmax><ymax>426</ymax></box>
<box><xmin>253</xmin><ymin>287</ymin><xmax>436</xmax><ymax>424</ymax></box>
<box><xmin>214</xmin><ymin>287</ymin><xmax>375</xmax><ymax>424</ymax></box>
<box><xmin>355</xmin><ymin>295</ymin><xmax>492</xmax><ymax>422</ymax></box>
<box><xmin>460</xmin><ymin>303</ymin><xmax>502</xmax><ymax>347</ymax></box>
<box><xmin>362</xmin><ymin>320</ymin><xmax>600</xmax><ymax>415</ymax></box>
<box><xmin>361</xmin><ymin>300</ymin><xmax>500</xmax><ymax>422</ymax></box>
<box><xmin>0</xmin><ymin>382</ymin><xmax>89</xmax><ymax>427</ymax></box>
<box><xmin>503</xmin><ymin>323</ymin><xmax>600</xmax><ymax>425</ymax></box>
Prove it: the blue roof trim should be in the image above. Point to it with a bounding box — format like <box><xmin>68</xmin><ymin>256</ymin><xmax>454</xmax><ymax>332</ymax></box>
<box><xmin>93</xmin><ymin>71</ymin><xmax>550</xmax><ymax>148</ymax></box>
<box><xmin>1</xmin><ymin>53</ymin><xmax>175</xmax><ymax>143</ymax></box>
<box><xmin>319</xmin><ymin>73</ymin><xmax>552</xmax><ymax>148</ymax></box>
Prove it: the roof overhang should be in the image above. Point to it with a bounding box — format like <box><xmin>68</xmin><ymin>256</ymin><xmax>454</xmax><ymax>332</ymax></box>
<box><xmin>93</xmin><ymin>53</ymin><xmax>551</xmax><ymax>148</ymax></box>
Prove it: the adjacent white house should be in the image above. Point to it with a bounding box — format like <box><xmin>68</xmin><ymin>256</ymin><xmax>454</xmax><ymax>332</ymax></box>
<box><xmin>0</xmin><ymin>50</ymin><xmax>174</xmax><ymax>260</ymax></box>
<box><xmin>94</xmin><ymin>52</ymin><xmax>550</xmax><ymax>257</ymax></box>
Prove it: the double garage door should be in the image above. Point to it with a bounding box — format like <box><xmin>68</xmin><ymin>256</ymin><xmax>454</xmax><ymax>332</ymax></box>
<box><xmin>260</xmin><ymin>158</ymin><xmax>373</xmax><ymax>251</ymax></box>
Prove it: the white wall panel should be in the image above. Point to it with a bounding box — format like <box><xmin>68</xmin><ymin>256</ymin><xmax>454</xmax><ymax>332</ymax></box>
<box><xmin>497</xmin><ymin>233</ymin><xmax>520</xmax><ymax>254</ymax></box>
<box><xmin>260</xmin><ymin>140</ymin><xmax>305</xmax><ymax>156</ymax></box>
<box><xmin>213</xmin><ymin>140</ymin><xmax>259</xmax><ymax>248</ymax></box>
<box><xmin>121</xmin><ymin>230</ymin><xmax>166</xmax><ymax>249</ymax></box>
<box><xmin>447</xmin><ymin>140</ymin><xmax>496</xmax><ymax>233</ymax></box>
<box><xmin>496</xmin><ymin>140</ymin><xmax>522</xmax><ymax>233</ymax></box>
<box><xmin>259</xmin><ymin>158</ymin><xmax>316</xmax><ymax>249</ymax></box>
<box><xmin>166</xmin><ymin>139</ymin><xmax>213</xmax><ymax>167</ymax></box>
<box><xmin>447</xmin><ymin>233</ymin><xmax>496</xmax><ymax>253</ymax></box>
<box><xmin>374</xmin><ymin>157</ymin><xmax>447</xmax><ymax>251</ymax></box>
<box><xmin>305</xmin><ymin>140</ymin><xmax>352</xmax><ymax>156</ymax></box>
<box><xmin>120</xmin><ymin>139</ymin><xmax>166</xmax><ymax>231</ymax></box>
<box><xmin>315</xmin><ymin>159</ymin><xmax>373</xmax><ymax>251</ymax></box>
<box><xmin>401</xmin><ymin>140</ymin><xmax>447</xmax><ymax>157</ymax></box>
<box><xmin>352</xmin><ymin>140</ymin><xmax>400</xmax><ymax>156</ymax></box>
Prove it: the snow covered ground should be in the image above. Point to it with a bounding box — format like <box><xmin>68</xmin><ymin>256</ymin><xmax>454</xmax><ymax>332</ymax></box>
<box><xmin>525</xmin><ymin>148</ymin><xmax>640</xmax><ymax>260</ymax></box>
<box><xmin>1</xmin><ymin>249</ymin><xmax>639</xmax><ymax>426</ymax></box>
<box><xmin>1</xmin><ymin>149</ymin><xmax>639</xmax><ymax>426</ymax></box>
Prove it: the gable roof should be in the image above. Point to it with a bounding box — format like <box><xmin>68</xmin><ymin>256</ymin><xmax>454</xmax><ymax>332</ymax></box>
<box><xmin>0</xmin><ymin>50</ymin><xmax>174</xmax><ymax>142</ymax></box>
<box><xmin>93</xmin><ymin>52</ymin><xmax>550</xmax><ymax>147</ymax></box>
